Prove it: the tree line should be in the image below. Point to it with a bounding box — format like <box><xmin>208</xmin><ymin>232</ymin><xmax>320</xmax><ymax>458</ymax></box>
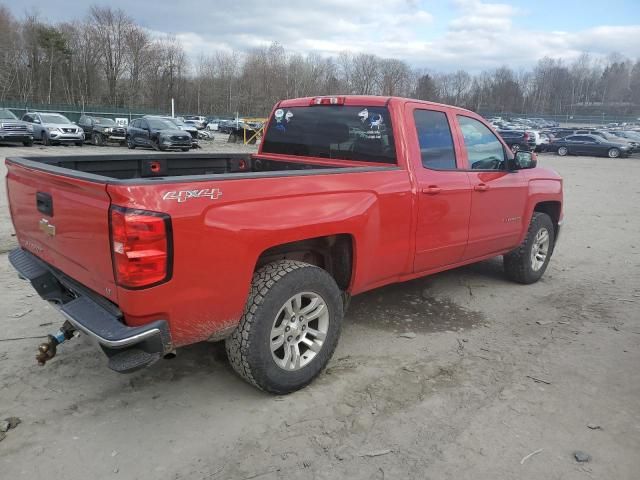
<box><xmin>1</xmin><ymin>5</ymin><xmax>639</xmax><ymax>117</ymax></box>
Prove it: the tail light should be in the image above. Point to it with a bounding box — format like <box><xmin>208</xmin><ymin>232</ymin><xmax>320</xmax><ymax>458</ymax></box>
<box><xmin>310</xmin><ymin>96</ymin><xmax>345</xmax><ymax>106</ymax></box>
<box><xmin>110</xmin><ymin>206</ymin><xmax>172</xmax><ymax>289</ymax></box>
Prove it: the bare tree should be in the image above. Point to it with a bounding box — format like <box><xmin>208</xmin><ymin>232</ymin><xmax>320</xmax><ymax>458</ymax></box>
<box><xmin>88</xmin><ymin>6</ymin><xmax>133</xmax><ymax>105</ymax></box>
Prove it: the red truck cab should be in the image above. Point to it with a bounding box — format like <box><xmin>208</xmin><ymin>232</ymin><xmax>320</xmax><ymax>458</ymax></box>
<box><xmin>6</xmin><ymin>96</ymin><xmax>562</xmax><ymax>393</ymax></box>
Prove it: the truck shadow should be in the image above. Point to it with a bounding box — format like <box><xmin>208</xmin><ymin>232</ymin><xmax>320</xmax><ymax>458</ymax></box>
<box><xmin>345</xmin><ymin>258</ymin><xmax>508</xmax><ymax>333</ymax></box>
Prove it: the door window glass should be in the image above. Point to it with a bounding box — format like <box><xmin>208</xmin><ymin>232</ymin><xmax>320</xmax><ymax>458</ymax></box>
<box><xmin>414</xmin><ymin>109</ymin><xmax>458</xmax><ymax>170</ymax></box>
<box><xmin>458</xmin><ymin>116</ymin><xmax>506</xmax><ymax>170</ymax></box>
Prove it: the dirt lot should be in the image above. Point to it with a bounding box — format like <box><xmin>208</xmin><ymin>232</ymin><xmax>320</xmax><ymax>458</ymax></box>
<box><xmin>0</xmin><ymin>143</ymin><xmax>638</xmax><ymax>480</ymax></box>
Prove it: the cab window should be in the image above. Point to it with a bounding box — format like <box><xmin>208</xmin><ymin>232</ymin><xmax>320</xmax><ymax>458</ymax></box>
<box><xmin>457</xmin><ymin>116</ymin><xmax>506</xmax><ymax>170</ymax></box>
<box><xmin>414</xmin><ymin>109</ymin><xmax>458</xmax><ymax>170</ymax></box>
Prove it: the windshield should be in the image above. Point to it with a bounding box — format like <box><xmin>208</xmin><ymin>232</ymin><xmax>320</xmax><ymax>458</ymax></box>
<box><xmin>95</xmin><ymin>117</ymin><xmax>116</xmax><ymax>126</ymax></box>
<box><xmin>41</xmin><ymin>114</ymin><xmax>70</xmax><ymax>124</ymax></box>
<box><xmin>147</xmin><ymin>119</ymin><xmax>175</xmax><ymax>129</ymax></box>
<box><xmin>0</xmin><ymin>109</ymin><xmax>18</xmax><ymax>120</ymax></box>
<box><xmin>262</xmin><ymin>105</ymin><xmax>396</xmax><ymax>164</ymax></box>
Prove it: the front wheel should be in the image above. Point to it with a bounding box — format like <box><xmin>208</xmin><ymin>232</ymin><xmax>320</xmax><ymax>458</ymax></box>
<box><xmin>226</xmin><ymin>260</ymin><xmax>343</xmax><ymax>394</ymax></box>
<box><xmin>93</xmin><ymin>133</ymin><xmax>104</xmax><ymax>146</ymax></box>
<box><xmin>126</xmin><ymin>136</ymin><xmax>136</xmax><ymax>149</ymax></box>
<box><xmin>504</xmin><ymin>212</ymin><xmax>555</xmax><ymax>284</ymax></box>
<box><xmin>607</xmin><ymin>148</ymin><xmax>620</xmax><ymax>158</ymax></box>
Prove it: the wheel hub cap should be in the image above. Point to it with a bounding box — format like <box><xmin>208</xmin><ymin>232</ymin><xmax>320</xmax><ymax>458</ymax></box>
<box><xmin>530</xmin><ymin>228</ymin><xmax>550</xmax><ymax>272</ymax></box>
<box><xmin>270</xmin><ymin>292</ymin><xmax>329</xmax><ymax>371</ymax></box>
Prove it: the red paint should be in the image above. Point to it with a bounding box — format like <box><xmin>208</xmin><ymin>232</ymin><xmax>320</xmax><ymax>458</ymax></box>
<box><xmin>6</xmin><ymin>96</ymin><xmax>563</xmax><ymax>347</ymax></box>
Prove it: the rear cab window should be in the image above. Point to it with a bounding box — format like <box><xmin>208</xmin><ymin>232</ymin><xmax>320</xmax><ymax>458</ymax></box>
<box><xmin>413</xmin><ymin>109</ymin><xmax>457</xmax><ymax>170</ymax></box>
<box><xmin>262</xmin><ymin>105</ymin><xmax>396</xmax><ymax>164</ymax></box>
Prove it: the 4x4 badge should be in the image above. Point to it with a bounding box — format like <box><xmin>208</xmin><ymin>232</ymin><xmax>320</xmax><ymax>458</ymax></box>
<box><xmin>163</xmin><ymin>188</ymin><xmax>222</xmax><ymax>203</ymax></box>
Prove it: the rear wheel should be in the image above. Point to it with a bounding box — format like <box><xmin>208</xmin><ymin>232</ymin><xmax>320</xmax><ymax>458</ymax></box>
<box><xmin>607</xmin><ymin>148</ymin><xmax>620</xmax><ymax>158</ymax></box>
<box><xmin>225</xmin><ymin>260</ymin><xmax>343</xmax><ymax>394</ymax></box>
<box><xmin>504</xmin><ymin>212</ymin><xmax>555</xmax><ymax>284</ymax></box>
<box><xmin>126</xmin><ymin>136</ymin><xmax>136</xmax><ymax>149</ymax></box>
<box><xmin>557</xmin><ymin>146</ymin><xmax>568</xmax><ymax>156</ymax></box>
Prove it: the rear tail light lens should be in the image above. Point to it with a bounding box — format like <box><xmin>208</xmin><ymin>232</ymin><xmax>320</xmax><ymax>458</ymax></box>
<box><xmin>110</xmin><ymin>206</ymin><xmax>172</xmax><ymax>289</ymax></box>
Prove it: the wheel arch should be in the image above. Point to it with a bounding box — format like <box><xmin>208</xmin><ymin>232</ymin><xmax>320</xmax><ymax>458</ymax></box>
<box><xmin>255</xmin><ymin>234</ymin><xmax>355</xmax><ymax>292</ymax></box>
<box><xmin>533</xmin><ymin>200</ymin><xmax>562</xmax><ymax>241</ymax></box>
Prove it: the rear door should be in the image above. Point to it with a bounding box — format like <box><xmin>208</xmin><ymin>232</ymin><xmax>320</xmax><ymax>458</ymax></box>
<box><xmin>455</xmin><ymin>115</ymin><xmax>529</xmax><ymax>258</ymax></box>
<box><xmin>407</xmin><ymin>103</ymin><xmax>472</xmax><ymax>272</ymax></box>
<box><xmin>6</xmin><ymin>161</ymin><xmax>117</xmax><ymax>302</ymax></box>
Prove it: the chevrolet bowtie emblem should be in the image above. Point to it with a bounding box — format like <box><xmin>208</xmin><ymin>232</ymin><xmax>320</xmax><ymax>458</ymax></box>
<box><xmin>39</xmin><ymin>218</ymin><xmax>56</xmax><ymax>237</ymax></box>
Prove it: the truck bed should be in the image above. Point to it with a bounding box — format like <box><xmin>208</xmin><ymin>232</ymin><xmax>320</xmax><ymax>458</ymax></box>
<box><xmin>6</xmin><ymin>153</ymin><xmax>394</xmax><ymax>184</ymax></box>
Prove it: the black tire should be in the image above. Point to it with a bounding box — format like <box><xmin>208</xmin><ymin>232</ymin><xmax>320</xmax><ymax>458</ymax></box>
<box><xmin>557</xmin><ymin>146</ymin><xmax>568</xmax><ymax>156</ymax></box>
<box><xmin>93</xmin><ymin>133</ymin><xmax>104</xmax><ymax>146</ymax></box>
<box><xmin>225</xmin><ymin>260</ymin><xmax>343</xmax><ymax>394</ymax></box>
<box><xmin>504</xmin><ymin>212</ymin><xmax>555</xmax><ymax>284</ymax></box>
<box><xmin>607</xmin><ymin>148</ymin><xmax>620</xmax><ymax>158</ymax></box>
<box><xmin>126</xmin><ymin>136</ymin><xmax>135</xmax><ymax>149</ymax></box>
<box><xmin>23</xmin><ymin>139</ymin><xmax>33</xmax><ymax>147</ymax></box>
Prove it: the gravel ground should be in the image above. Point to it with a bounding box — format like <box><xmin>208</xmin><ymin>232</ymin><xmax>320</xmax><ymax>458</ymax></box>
<box><xmin>0</xmin><ymin>144</ymin><xmax>639</xmax><ymax>480</ymax></box>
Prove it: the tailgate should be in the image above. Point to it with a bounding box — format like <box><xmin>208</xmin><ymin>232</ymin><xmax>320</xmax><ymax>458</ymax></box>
<box><xmin>6</xmin><ymin>161</ymin><xmax>117</xmax><ymax>302</ymax></box>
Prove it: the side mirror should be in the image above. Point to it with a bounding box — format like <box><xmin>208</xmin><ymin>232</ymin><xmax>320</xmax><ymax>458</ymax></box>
<box><xmin>512</xmin><ymin>151</ymin><xmax>537</xmax><ymax>170</ymax></box>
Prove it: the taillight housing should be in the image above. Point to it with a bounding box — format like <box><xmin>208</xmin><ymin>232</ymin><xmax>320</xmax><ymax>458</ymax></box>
<box><xmin>110</xmin><ymin>206</ymin><xmax>173</xmax><ymax>289</ymax></box>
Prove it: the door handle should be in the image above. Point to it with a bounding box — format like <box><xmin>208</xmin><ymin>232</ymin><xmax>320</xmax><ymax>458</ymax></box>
<box><xmin>422</xmin><ymin>186</ymin><xmax>442</xmax><ymax>195</ymax></box>
<box><xmin>474</xmin><ymin>183</ymin><xmax>490</xmax><ymax>192</ymax></box>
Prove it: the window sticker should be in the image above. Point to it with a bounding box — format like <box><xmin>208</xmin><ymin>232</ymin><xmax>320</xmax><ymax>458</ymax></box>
<box><xmin>274</xmin><ymin>109</ymin><xmax>285</xmax><ymax>123</ymax></box>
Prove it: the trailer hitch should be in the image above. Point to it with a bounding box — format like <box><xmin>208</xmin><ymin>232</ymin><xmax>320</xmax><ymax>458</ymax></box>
<box><xmin>36</xmin><ymin>321</ymin><xmax>77</xmax><ymax>366</ymax></box>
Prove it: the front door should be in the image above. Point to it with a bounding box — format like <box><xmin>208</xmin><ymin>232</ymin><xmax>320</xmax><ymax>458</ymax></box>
<box><xmin>409</xmin><ymin>105</ymin><xmax>472</xmax><ymax>273</ymax></box>
<box><xmin>454</xmin><ymin>115</ymin><xmax>529</xmax><ymax>259</ymax></box>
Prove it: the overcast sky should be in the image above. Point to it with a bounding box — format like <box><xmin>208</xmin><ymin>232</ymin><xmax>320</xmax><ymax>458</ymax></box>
<box><xmin>4</xmin><ymin>0</ymin><xmax>640</xmax><ymax>71</ymax></box>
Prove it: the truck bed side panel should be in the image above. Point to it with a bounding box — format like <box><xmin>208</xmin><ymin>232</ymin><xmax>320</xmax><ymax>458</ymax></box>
<box><xmin>107</xmin><ymin>169</ymin><xmax>413</xmax><ymax>346</ymax></box>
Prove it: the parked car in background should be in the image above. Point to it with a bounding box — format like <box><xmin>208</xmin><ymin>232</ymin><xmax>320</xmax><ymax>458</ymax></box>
<box><xmin>78</xmin><ymin>115</ymin><xmax>126</xmax><ymax>146</ymax></box>
<box><xmin>126</xmin><ymin>117</ymin><xmax>192</xmax><ymax>151</ymax></box>
<box><xmin>217</xmin><ymin>119</ymin><xmax>236</xmax><ymax>133</ymax></box>
<box><xmin>22</xmin><ymin>112</ymin><xmax>84</xmax><ymax>146</ymax></box>
<box><xmin>576</xmin><ymin>130</ymin><xmax>639</xmax><ymax>152</ymax></box>
<box><xmin>550</xmin><ymin>134</ymin><xmax>632</xmax><ymax>158</ymax></box>
<box><xmin>496</xmin><ymin>130</ymin><xmax>536</xmax><ymax>152</ymax></box>
<box><xmin>152</xmin><ymin>116</ymin><xmax>199</xmax><ymax>148</ymax></box>
<box><xmin>0</xmin><ymin>108</ymin><xmax>34</xmax><ymax>146</ymax></box>
<box><xmin>205</xmin><ymin>116</ymin><xmax>222</xmax><ymax>130</ymax></box>
<box><xmin>184</xmin><ymin>116</ymin><xmax>206</xmax><ymax>129</ymax></box>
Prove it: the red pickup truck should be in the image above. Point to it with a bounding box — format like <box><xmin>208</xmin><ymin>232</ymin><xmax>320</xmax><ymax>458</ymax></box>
<box><xmin>6</xmin><ymin>96</ymin><xmax>563</xmax><ymax>393</ymax></box>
